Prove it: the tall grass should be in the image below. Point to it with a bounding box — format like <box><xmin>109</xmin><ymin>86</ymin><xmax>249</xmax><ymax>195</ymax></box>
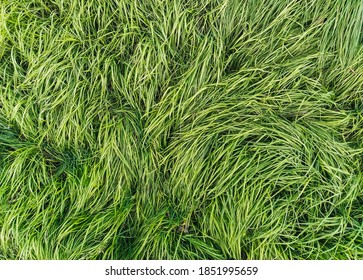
<box><xmin>1</xmin><ymin>0</ymin><xmax>363</xmax><ymax>259</ymax></box>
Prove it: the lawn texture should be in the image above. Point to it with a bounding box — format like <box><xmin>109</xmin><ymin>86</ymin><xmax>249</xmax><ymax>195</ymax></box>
<box><xmin>1</xmin><ymin>0</ymin><xmax>363</xmax><ymax>259</ymax></box>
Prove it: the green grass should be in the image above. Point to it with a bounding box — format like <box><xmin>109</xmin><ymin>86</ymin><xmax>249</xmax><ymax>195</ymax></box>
<box><xmin>1</xmin><ymin>0</ymin><xmax>363</xmax><ymax>260</ymax></box>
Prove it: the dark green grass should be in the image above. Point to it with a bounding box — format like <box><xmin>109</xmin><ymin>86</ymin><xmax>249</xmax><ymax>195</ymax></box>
<box><xmin>1</xmin><ymin>0</ymin><xmax>363</xmax><ymax>259</ymax></box>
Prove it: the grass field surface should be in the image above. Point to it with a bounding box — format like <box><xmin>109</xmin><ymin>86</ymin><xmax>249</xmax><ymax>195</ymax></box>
<box><xmin>1</xmin><ymin>0</ymin><xmax>363</xmax><ymax>259</ymax></box>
